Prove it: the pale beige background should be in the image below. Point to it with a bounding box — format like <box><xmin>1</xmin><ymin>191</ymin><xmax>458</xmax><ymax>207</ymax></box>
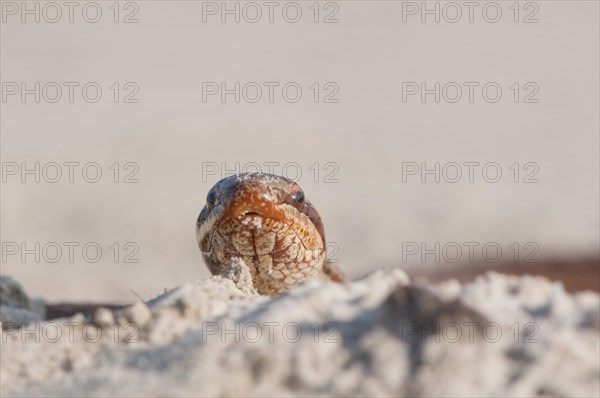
<box><xmin>1</xmin><ymin>1</ymin><xmax>598</xmax><ymax>302</ymax></box>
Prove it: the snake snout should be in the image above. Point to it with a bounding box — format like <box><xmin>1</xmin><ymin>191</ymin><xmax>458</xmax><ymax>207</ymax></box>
<box><xmin>225</xmin><ymin>183</ymin><xmax>285</xmax><ymax>222</ymax></box>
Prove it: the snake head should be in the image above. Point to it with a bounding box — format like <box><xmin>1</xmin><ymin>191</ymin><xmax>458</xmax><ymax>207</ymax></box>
<box><xmin>195</xmin><ymin>173</ymin><xmax>329</xmax><ymax>295</ymax></box>
<box><xmin>197</xmin><ymin>173</ymin><xmax>325</xmax><ymax>244</ymax></box>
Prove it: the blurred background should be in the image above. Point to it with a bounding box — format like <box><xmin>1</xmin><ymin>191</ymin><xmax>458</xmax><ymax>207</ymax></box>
<box><xmin>1</xmin><ymin>1</ymin><xmax>598</xmax><ymax>302</ymax></box>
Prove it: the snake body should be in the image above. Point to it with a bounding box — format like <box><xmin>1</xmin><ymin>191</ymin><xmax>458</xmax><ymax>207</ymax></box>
<box><xmin>196</xmin><ymin>173</ymin><xmax>344</xmax><ymax>295</ymax></box>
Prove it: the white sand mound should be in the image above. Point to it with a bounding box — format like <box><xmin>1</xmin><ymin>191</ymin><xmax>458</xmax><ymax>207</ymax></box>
<box><xmin>0</xmin><ymin>276</ymin><xmax>46</xmax><ymax>327</ymax></box>
<box><xmin>1</xmin><ymin>260</ymin><xmax>598</xmax><ymax>397</ymax></box>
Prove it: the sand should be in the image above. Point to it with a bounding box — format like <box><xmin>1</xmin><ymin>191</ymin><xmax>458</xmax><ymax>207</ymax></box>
<box><xmin>1</xmin><ymin>260</ymin><xmax>598</xmax><ymax>397</ymax></box>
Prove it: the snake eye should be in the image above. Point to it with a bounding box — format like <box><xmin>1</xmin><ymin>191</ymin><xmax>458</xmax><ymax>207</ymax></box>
<box><xmin>294</xmin><ymin>190</ymin><xmax>305</xmax><ymax>204</ymax></box>
<box><xmin>206</xmin><ymin>191</ymin><xmax>216</xmax><ymax>206</ymax></box>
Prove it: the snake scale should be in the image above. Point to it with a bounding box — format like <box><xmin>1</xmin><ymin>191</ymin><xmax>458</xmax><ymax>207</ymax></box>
<box><xmin>196</xmin><ymin>173</ymin><xmax>345</xmax><ymax>295</ymax></box>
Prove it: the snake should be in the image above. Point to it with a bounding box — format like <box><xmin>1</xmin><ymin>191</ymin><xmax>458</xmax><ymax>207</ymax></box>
<box><xmin>196</xmin><ymin>173</ymin><xmax>345</xmax><ymax>295</ymax></box>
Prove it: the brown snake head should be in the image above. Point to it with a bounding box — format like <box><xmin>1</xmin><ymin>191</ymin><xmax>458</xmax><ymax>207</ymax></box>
<box><xmin>196</xmin><ymin>173</ymin><xmax>343</xmax><ymax>295</ymax></box>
